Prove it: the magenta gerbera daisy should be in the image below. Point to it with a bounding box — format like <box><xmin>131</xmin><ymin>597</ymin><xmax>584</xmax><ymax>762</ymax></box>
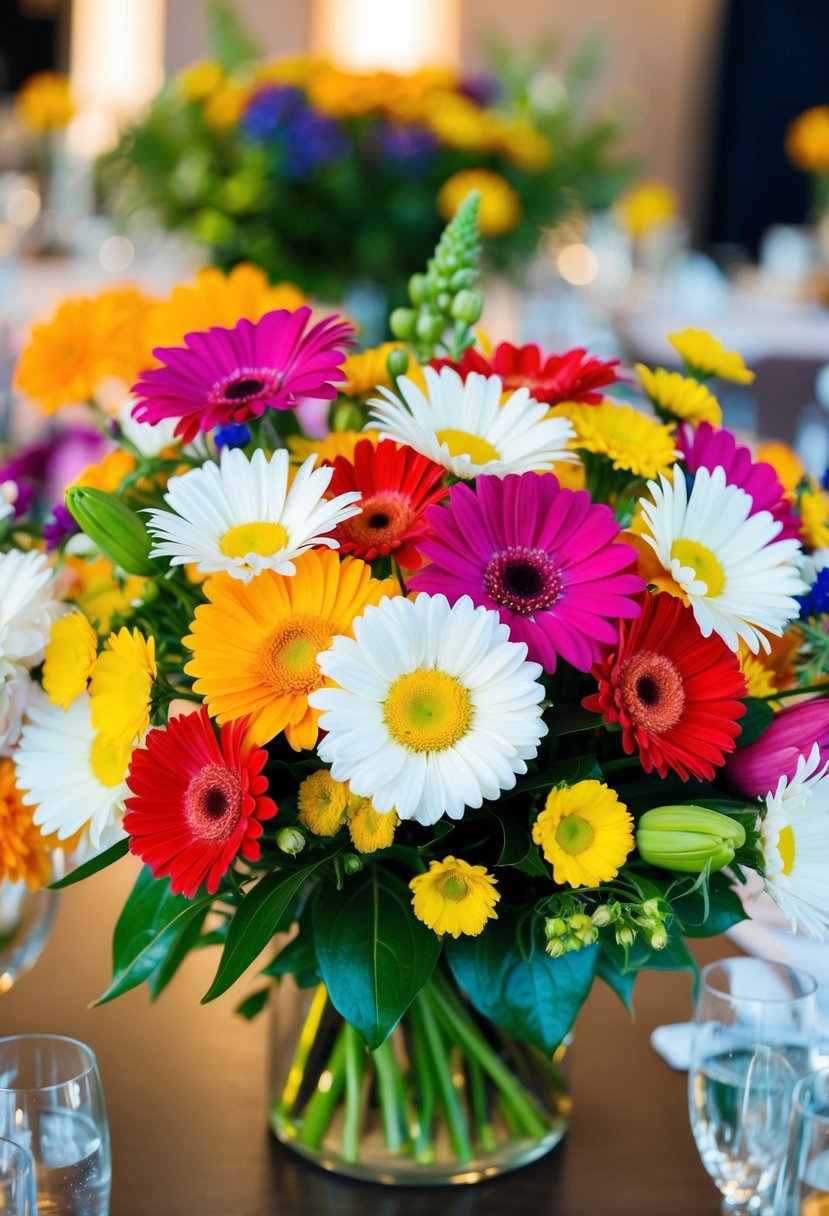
<box><xmin>131</xmin><ymin>307</ymin><xmax>353</xmax><ymax>443</ymax></box>
<box><xmin>677</xmin><ymin>422</ymin><xmax>799</xmax><ymax>540</ymax></box>
<box><xmin>409</xmin><ymin>473</ymin><xmax>645</xmax><ymax>671</ymax></box>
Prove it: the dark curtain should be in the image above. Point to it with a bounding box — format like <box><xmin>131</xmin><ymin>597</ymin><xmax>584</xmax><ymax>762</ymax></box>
<box><xmin>0</xmin><ymin>1</ymin><xmax>63</xmax><ymax>94</ymax></box>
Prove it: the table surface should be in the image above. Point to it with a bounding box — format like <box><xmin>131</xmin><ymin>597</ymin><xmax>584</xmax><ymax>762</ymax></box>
<box><xmin>2</xmin><ymin>859</ymin><xmax>725</xmax><ymax>1216</ymax></box>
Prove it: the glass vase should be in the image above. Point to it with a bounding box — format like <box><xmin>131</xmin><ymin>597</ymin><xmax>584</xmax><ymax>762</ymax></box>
<box><xmin>269</xmin><ymin>970</ymin><xmax>571</xmax><ymax>1186</ymax></box>
<box><xmin>0</xmin><ymin>880</ymin><xmax>58</xmax><ymax>995</ymax></box>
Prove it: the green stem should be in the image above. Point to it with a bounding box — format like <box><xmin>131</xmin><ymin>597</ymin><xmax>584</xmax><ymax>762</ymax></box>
<box><xmin>407</xmin><ymin>1001</ymin><xmax>437</xmax><ymax>1164</ymax></box>
<box><xmin>763</xmin><ymin>684</ymin><xmax>829</xmax><ymax>701</ymax></box>
<box><xmin>297</xmin><ymin>1025</ymin><xmax>348</xmax><ymax>1150</ymax></box>
<box><xmin>467</xmin><ymin>1056</ymin><xmax>497</xmax><ymax>1153</ymax></box>
<box><xmin>342</xmin><ymin>1024</ymin><xmax>366</xmax><ymax>1164</ymax></box>
<box><xmin>371</xmin><ymin>1038</ymin><xmax>408</xmax><ymax>1153</ymax></box>
<box><xmin>274</xmin><ymin>985</ymin><xmax>328</xmax><ymax>1121</ymax></box>
<box><xmin>414</xmin><ymin>992</ymin><xmax>473</xmax><ymax>1163</ymax></box>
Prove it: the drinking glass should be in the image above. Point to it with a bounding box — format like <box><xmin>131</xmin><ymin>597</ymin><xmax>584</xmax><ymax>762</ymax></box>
<box><xmin>0</xmin><ymin>1136</ymin><xmax>37</xmax><ymax>1214</ymax></box>
<box><xmin>688</xmin><ymin>957</ymin><xmax>818</xmax><ymax>1216</ymax></box>
<box><xmin>0</xmin><ymin>1034</ymin><xmax>111</xmax><ymax>1215</ymax></box>
<box><xmin>776</xmin><ymin>1066</ymin><xmax>829</xmax><ymax>1215</ymax></box>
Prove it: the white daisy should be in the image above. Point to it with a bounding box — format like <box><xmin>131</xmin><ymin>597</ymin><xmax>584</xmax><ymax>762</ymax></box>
<box><xmin>757</xmin><ymin>744</ymin><xmax>829</xmax><ymax>938</ymax></box>
<box><xmin>144</xmin><ymin>447</ymin><xmax>362</xmax><ymax>583</ymax></box>
<box><xmin>116</xmin><ymin>397</ymin><xmax>179</xmax><ymax>458</ymax></box>
<box><xmin>367</xmin><ymin>366</ymin><xmax>576</xmax><ymax>480</ymax></box>
<box><xmin>639</xmin><ymin>465</ymin><xmax>806</xmax><ymax>653</ymax></box>
<box><xmin>309</xmin><ymin>593</ymin><xmax>548</xmax><ymax>826</ymax></box>
<box><xmin>14</xmin><ymin>693</ymin><xmax>129</xmax><ymax>851</ymax></box>
<box><xmin>0</xmin><ymin>550</ymin><xmax>60</xmax><ymax>673</ymax></box>
<box><xmin>0</xmin><ymin>668</ymin><xmax>30</xmax><ymax>755</ymax></box>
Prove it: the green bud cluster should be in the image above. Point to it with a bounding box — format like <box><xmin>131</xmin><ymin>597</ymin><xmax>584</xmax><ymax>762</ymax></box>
<box><xmin>389</xmin><ymin>191</ymin><xmax>483</xmax><ymax>364</ymax></box>
<box><xmin>544</xmin><ymin>908</ymin><xmax>599</xmax><ymax>957</ymax></box>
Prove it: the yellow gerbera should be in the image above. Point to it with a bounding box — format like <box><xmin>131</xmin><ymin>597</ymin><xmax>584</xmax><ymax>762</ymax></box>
<box><xmin>148</xmin><ymin>264</ymin><xmax>305</xmax><ymax>353</ymax></box>
<box><xmin>73</xmin><ymin>448</ymin><xmax>136</xmax><ymax>493</ymax></box>
<box><xmin>348</xmin><ymin>799</ymin><xmax>398</xmax><ymax>854</ymax></box>
<box><xmin>556</xmin><ymin>400</ymin><xmax>677</xmax><ymax>480</ymax></box>
<box><xmin>668</xmin><ymin>328</ymin><xmax>755</xmax><ymax>385</ymax></box>
<box><xmin>340</xmin><ymin>344</ymin><xmax>407</xmax><ymax>397</ymax></box>
<box><xmin>615</xmin><ymin>180</ymin><xmax>677</xmax><ymax>238</ymax></box>
<box><xmin>755</xmin><ymin>442</ymin><xmax>804</xmax><ymax>495</ymax></box>
<box><xmin>287</xmin><ymin>429</ymin><xmax>379</xmax><ymax>466</ymax></box>
<box><xmin>0</xmin><ymin>758</ymin><xmax>61</xmax><ymax>890</ymax></box>
<box><xmin>800</xmin><ymin>487</ymin><xmax>829</xmax><ymax>549</ymax></box>
<box><xmin>738</xmin><ymin>644</ymin><xmax>778</xmax><ymax>701</ymax></box>
<box><xmin>533</xmin><ymin>780</ymin><xmax>634</xmax><ymax>888</ymax></box>
<box><xmin>62</xmin><ymin>555</ymin><xmax>146</xmax><ymax>635</ymax></box>
<box><xmin>786</xmin><ymin>106</ymin><xmax>829</xmax><ymax>174</ymax></box>
<box><xmin>42</xmin><ymin>614</ymin><xmax>99</xmax><ymax>711</ymax></box>
<box><xmin>297</xmin><ymin>769</ymin><xmax>350</xmax><ymax>836</ymax></box>
<box><xmin>438</xmin><ymin>169</ymin><xmax>521</xmax><ymax>236</ymax></box>
<box><xmin>15</xmin><ymin>72</ymin><xmax>74</xmax><ymax>132</ymax></box>
<box><xmin>636</xmin><ymin>365</ymin><xmax>722</xmax><ymax>427</ymax></box>
<box><xmin>89</xmin><ymin>628</ymin><xmax>157</xmax><ymax>750</ymax></box>
<box><xmin>14</xmin><ymin>288</ymin><xmax>155</xmax><ymax>414</ymax></box>
<box><xmin>184</xmin><ymin>549</ymin><xmax>398</xmax><ymax>750</ymax></box>
<box><xmin>410</xmin><ymin>856</ymin><xmax>499</xmax><ymax>938</ymax></box>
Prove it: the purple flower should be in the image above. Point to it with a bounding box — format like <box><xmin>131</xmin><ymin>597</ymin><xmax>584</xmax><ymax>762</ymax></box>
<box><xmin>458</xmin><ymin>73</ymin><xmax>502</xmax><ymax>107</ymax></box>
<box><xmin>241</xmin><ymin>85</ymin><xmax>305</xmax><ymax>140</ymax></box>
<box><xmin>364</xmin><ymin>121</ymin><xmax>438</xmax><ymax>176</ymax></box>
<box><xmin>799</xmin><ymin>567</ymin><xmax>829</xmax><ymax>619</ymax></box>
<box><xmin>725</xmin><ymin>700</ymin><xmax>829</xmax><ymax>798</ymax></box>
<box><xmin>43</xmin><ymin>504</ymin><xmax>79</xmax><ymax>550</ymax></box>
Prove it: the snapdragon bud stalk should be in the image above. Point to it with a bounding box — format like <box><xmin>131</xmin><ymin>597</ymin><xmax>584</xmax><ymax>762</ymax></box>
<box><xmin>636</xmin><ymin>806</ymin><xmax>746</xmax><ymax>874</ymax></box>
<box><xmin>65</xmin><ymin>486</ymin><xmax>157</xmax><ymax>577</ymax></box>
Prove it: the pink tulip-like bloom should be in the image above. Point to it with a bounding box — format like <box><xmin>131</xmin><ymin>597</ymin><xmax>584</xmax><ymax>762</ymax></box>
<box><xmin>131</xmin><ymin>307</ymin><xmax>353</xmax><ymax>443</ymax></box>
<box><xmin>725</xmin><ymin>700</ymin><xmax>829</xmax><ymax>798</ymax></box>
<box><xmin>677</xmin><ymin>422</ymin><xmax>799</xmax><ymax>540</ymax></box>
<box><xmin>410</xmin><ymin>472</ymin><xmax>644</xmax><ymax>672</ymax></box>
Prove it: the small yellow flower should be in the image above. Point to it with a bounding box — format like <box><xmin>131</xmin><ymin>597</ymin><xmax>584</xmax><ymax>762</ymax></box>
<box><xmin>556</xmin><ymin>399</ymin><xmax>677</xmax><ymax>480</ymax></box>
<box><xmin>89</xmin><ymin>628</ymin><xmax>157</xmax><ymax>750</ymax></box>
<box><xmin>615</xmin><ymin>180</ymin><xmax>677</xmax><ymax>238</ymax></box>
<box><xmin>423</xmin><ymin>92</ymin><xmax>498</xmax><ymax>151</ymax></box>
<box><xmin>495</xmin><ymin>120</ymin><xmax>552</xmax><ymax>169</ymax></box>
<box><xmin>42</xmin><ymin>614</ymin><xmax>99</xmax><ymax>711</ymax></box>
<box><xmin>287</xmin><ymin>429</ymin><xmax>379</xmax><ymax>466</ymax></box>
<box><xmin>297</xmin><ymin>770</ymin><xmax>350</xmax><ymax>836</ymax></box>
<box><xmin>340</xmin><ymin>344</ymin><xmax>407</xmax><ymax>397</ymax></box>
<box><xmin>533</xmin><ymin>780</ymin><xmax>634</xmax><ymax>888</ymax></box>
<box><xmin>738</xmin><ymin>644</ymin><xmax>778</xmax><ymax>702</ymax></box>
<box><xmin>800</xmin><ymin>486</ymin><xmax>829</xmax><ymax>550</ymax></box>
<box><xmin>347</xmin><ymin>799</ymin><xmax>398</xmax><ymax>853</ymax></box>
<box><xmin>61</xmin><ymin>556</ymin><xmax>146</xmax><ymax>635</ymax></box>
<box><xmin>410</xmin><ymin>856</ymin><xmax>499</xmax><ymax>938</ymax></box>
<box><xmin>438</xmin><ymin>169</ymin><xmax>521</xmax><ymax>236</ymax></box>
<box><xmin>15</xmin><ymin>72</ymin><xmax>74</xmax><ymax>132</ymax></box>
<box><xmin>636</xmin><ymin>365</ymin><xmax>722</xmax><ymax>427</ymax></box>
<box><xmin>668</xmin><ymin>328</ymin><xmax>755</xmax><ymax>385</ymax></box>
<box><xmin>0</xmin><ymin>758</ymin><xmax>61</xmax><ymax>890</ymax></box>
<box><xmin>255</xmin><ymin>56</ymin><xmax>319</xmax><ymax>90</ymax></box>
<box><xmin>755</xmin><ymin>442</ymin><xmax>805</xmax><ymax>495</ymax></box>
<box><xmin>202</xmin><ymin>80</ymin><xmax>249</xmax><ymax>131</ymax></box>
<box><xmin>178</xmin><ymin>61</ymin><xmax>224</xmax><ymax>103</ymax></box>
<box><xmin>786</xmin><ymin>106</ymin><xmax>829</xmax><ymax>175</ymax></box>
<box><xmin>73</xmin><ymin>448</ymin><xmax>136</xmax><ymax>493</ymax></box>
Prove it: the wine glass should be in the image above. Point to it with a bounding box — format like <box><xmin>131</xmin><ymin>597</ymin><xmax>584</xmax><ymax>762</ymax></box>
<box><xmin>0</xmin><ymin>1136</ymin><xmax>37</xmax><ymax>1214</ymax></box>
<box><xmin>0</xmin><ymin>1034</ymin><xmax>111</xmax><ymax>1215</ymax></box>
<box><xmin>688</xmin><ymin>957</ymin><xmax>818</xmax><ymax>1216</ymax></box>
<box><xmin>0</xmin><ymin>878</ymin><xmax>59</xmax><ymax>994</ymax></box>
<box><xmin>776</xmin><ymin>1066</ymin><xmax>829</xmax><ymax>1215</ymax></box>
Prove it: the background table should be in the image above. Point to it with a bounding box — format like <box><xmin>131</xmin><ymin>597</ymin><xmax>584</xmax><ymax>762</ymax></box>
<box><xmin>2</xmin><ymin>858</ymin><xmax>723</xmax><ymax>1215</ymax></box>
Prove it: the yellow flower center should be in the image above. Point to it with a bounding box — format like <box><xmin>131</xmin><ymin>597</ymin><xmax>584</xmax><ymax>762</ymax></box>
<box><xmin>89</xmin><ymin>734</ymin><xmax>129</xmax><ymax>788</ymax></box>
<box><xmin>671</xmin><ymin>538</ymin><xmax>725</xmax><ymax>597</ymax></box>
<box><xmin>555</xmin><ymin>814</ymin><xmax>595</xmax><ymax>856</ymax></box>
<box><xmin>440</xmin><ymin>875</ymin><xmax>470</xmax><ymax>902</ymax></box>
<box><xmin>220</xmin><ymin>521</ymin><xmax>289</xmax><ymax>559</ymax></box>
<box><xmin>384</xmin><ymin>668</ymin><xmax>471</xmax><ymax>753</ymax></box>
<box><xmin>435</xmin><ymin>428</ymin><xmax>500</xmax><ymax>465</ymax></box>
<box><xmin>778</xmin><ymin>824</ymin><xmax>796</xmax><ymax>876</ymax></box>
<box><xmin>257</xmin><ymin>615</ymin><xmax>332</xmax><ymax>696</ymax></box>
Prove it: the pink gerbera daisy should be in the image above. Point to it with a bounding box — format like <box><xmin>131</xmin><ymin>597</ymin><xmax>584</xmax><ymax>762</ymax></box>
<box><xmin>677</xmin><ymin>422</ymin><xmax>799</xmax><ymax>540</ymax></box>
<box><xmin>409</xmin><ymin>473</ymin><xmax>645</xmax><ymax>671</ymax></box>
<box><xmin>131</xmin><ymin>307</ymin><xmax>353</xmax><ymax>443</ymax></box>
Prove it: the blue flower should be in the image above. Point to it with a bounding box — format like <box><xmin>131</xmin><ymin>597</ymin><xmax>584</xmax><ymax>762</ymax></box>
<box><xmin>241</xmin><ymin>84</ymin><xmax>346</xmax><ymax>179</ymax></box>
<box><xmin>214</xmin><ymin>423</ymin><xmax>251</xmax><ymax>451</ymax></box>
<box><xmin>241</xmin><ymin>85</ymin><xmax>304</xmax><ymax>141</ymax></box>
<box><xmin>364</xmin><ymin>121</ymin><xmax>438</xmax><ymax>177</ymax></box>
<box><xmin>821</xmin><ymin>466</ymin><xmax>829</xmax><ymax>493</ymax></box>
<box><xmin>798</xmin><ymin>566</ymin><xmax>829</xmax><ymax>619</ymax></box>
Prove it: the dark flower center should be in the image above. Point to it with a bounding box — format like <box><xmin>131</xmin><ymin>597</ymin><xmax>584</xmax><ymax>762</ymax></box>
<box><xmin>340</xmin><ymin>492</ymin><xmax>415</xmax><ymax>552</ymax></box>
<box><xmin>211</xmin><ymin>367</ymin><xmax>280</xmax><ymax>409</ymax></box>
<box><xmin>368</xmin><ymin>511</ymin><xmax>391</xmax><ymax>529</ymax></box>
<box><xmin>224</xmin><ymin>376</ymin><xmax>266</xmax><ymax>401</ymax></box>
<box><xmin>618</xmin><ymin>651</ymin><xmax>686</xmax><ymax>735</ymax></box>
<box><xmin>483</xmin><ymin>547</ymin><xmax>563</xmax><ymax>616</ymax></box>
<box><xmin>185</xmin><ymin>764</ymin><xmax>243</xmax><ymax>842</ymax></box>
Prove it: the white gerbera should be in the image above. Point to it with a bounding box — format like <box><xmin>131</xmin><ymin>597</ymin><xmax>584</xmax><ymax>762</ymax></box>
<box><xmin>639</xmin><ymin>465</ymin><xmax>806</xmax><ymax>653</ymax></box>
<box><xmin>757</xmin><ymin>744</ymin><xmax>829</xmax><ymax>938</ymax></box>
<box><xmin>310</xmin><ymin>593</ymin><xmax>548</xmax><ymax>826</ymax></box>
<box><xmin>0</xmin><ymin>550</ymin><xmax>60</xmax><ymax>673</ymax></box>
<box><xmin>14</xmin><ymin>693</ymin><xmax>129</xmax><ymax>851</ymax></box>
<box><xmin>367</xmin><ymin>366</ymin><xmax>575</xmax><ymax>480</ymax></box>
<box><xmin>144</xmin><ymin>448</ymin><xmax>362</xmax><ymax>583</ymax></box>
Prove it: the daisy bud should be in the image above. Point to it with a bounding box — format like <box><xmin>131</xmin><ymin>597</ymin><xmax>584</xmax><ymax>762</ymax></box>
<box><xmin>276</xmin><ymin>827</ymin><xmax>306</xmax><ymax>856</ymax></box>
<box><xmin>636</xmin><ymin>805</ymin><xmax>745</xmax><ymax>874</ymax></box>
<box><xmin>641</xmin><ymin>898</ymin><xmax>663</xmax><ymax>920</ymax></box>
<box><xmin>65</xmin><ymin>486</ymin><xmax>157</xmax><ymax>577</ymax></box>
<box><xmin>450</xmin><ymin>289</ymin><xmax>484</xmax><ymax>326</ymax></box>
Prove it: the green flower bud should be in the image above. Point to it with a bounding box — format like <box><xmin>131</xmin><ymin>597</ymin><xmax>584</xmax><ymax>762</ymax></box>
<box><xmin>390</xmin><ymin>308</ymin><xmax>417</xmax><ymax>341</ymax></box>
<box><xmin>545</xmin><ymin>916</ymin><xmax>568</xmax><ymax>939</ymax></box>
<box><xmin>276</xmin><ymin>827</ymin><xmax>306</xmax><ymax>856</ymax></box>
<box><xmin>450</xmin><ymin>289</ymin><xmax>484</xmax><ymax>325</ymax></box>
<box><xmin>450</xmin><ymin>268</ymin><xmax>477</xmax><ymax>292</ymax></box>
<box><xmin>616</xmin><ymin>924</ymin><xmax>636</xmax><ymax>947</ymax></box>
<box><xmin>331</xmin><ymin>402</ymin><xmax>365</xmax><ymax>432</ymax></box>
<box><xmin>641</xmin><ymin>898</ymin><xmax>663</xmax><ymax>920</ymax></box>
<box><xmin>386</xmin><ymin>347</ymin><xmax>410</xmax><ymax>381</ymax></box>
<box><xmin>343</xmin><ymin>853</ymin><xmax>363</xmax><ymax>874</ymax></box>
<box><xmin>415</xmin><ymin>313</ymin><xmax>445</xmax><ymax>344</ymax></box>
<box><xmin>649</xmin><ymin>926</ymin><xmax>668</xmax><ymax>951</ymax></box>
<box><xmin>65</xmin><ymin>486</ymin><xmax>156</xmax><ymax>577</ymax></box>
<box><xmin>408</xmin><ymin>274</ymin><xmax>430</xmax><ymax>306</ymax></box>
<box><xmin>545</xmin><ymin>937</ymin><xmax>566</xmax><ymax>959</ymax></box>
<box><xmin>592</xmin><ymin>902</ymin><xmax>620</xmax><ymax>927</ymax></box>
<box><xmin>636</xmin><ymin>806</ymin><xmax>746</xmax><ymax>874</ymax></box>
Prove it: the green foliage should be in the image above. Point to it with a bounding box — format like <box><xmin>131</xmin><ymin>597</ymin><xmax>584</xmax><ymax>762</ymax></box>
<box><xmin>206</xmin><ymin>0</ymin><xmax>261</xmax><ymax>73</ymax></box>
<box><xmin>736</xmin><ymin>698</ymin><xmax>775</xmax><ymax>747</ymax></box>
<box><xmin>51</xmin><ymin>840</ymin><xmax>129</xmax><ymax>889</ymax></box>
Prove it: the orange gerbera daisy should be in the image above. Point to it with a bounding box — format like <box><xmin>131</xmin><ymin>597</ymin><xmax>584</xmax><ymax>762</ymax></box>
<box><xmin>0</xmin><ymin>758</ymin><xmax>60</xmax><ymax>889</ymax></box>
<box><xmin>184</xmin><ymin>549</ymin><xmax>398</xmax><ymax>750</ymax></box>
<box><xmin>147</xmin><ymin>264</ymin><xmax>306</xmax><ymax>353</ymax></box>
<box><xmin>14</xmin><ymin>287</ymin><xmax>154</xmax><ymax>414</ymax></box>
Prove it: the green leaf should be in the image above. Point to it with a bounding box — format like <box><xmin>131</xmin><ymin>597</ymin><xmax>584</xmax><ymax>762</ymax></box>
<box><xmin>494</xmin><ymin>816</ymin><xmax>532</xmax><ymax>867</ymax></box>
<box><xmin>206</xmin><ymin>0</ymin><xmax>261</xmax><ymax>72</ymax></box>
<box><xmin>312</xmin><ymin>869</ymin><xmax>441</xmax><ymax>1049</ymax></box>
<box><xmin>50</xmin><ymin>839</ymin><xmax>129</xmax><ymax>889</ymax></box>
<box><xmin>673</xmin><ymin>873</ymin><xmax>747</xmax><ymax>938</ymax></box>
<box><xmin>508</xmin><ymin>754</ymin><xmax>600</xmax><ymax>798</ymax></box>
<box><xmin>736</xmin><ymin>698</ymin><xmax>774</xmax><ymax>747</ymax></box>
<box><xmin>97</xmin><ymin>867</ymin><xmax>214</xmax><ymax>1005</ymax></box>
<box><xmin>147</xmin><ymin>903</ymin><xmax>211</xmax><ymax>1000</ymax></box>
<box><xmin>543</xmin><ymin>704</ymin><xmax>601</xmax><ymax>737</ymax></box>
<box><xmin>262</xmin><ymin>909</ymin><xmax>319</xmax><ymax>986</ymax></box>
<box><xmin>202</xmin><ymin>855</ymin><xmax>329</xmax><ymax>1003</ymax></box>
<box><xmin>236</xmin><ymin>988</ymin><xmax>271</xmax><ymax>1021</ymax></box>
<box><xmin>447</xmin><ymin>909</ymin><xmax>597</xmax><ymax>1054</ymax></box>
<box><xmin>597</xmin><ymin>943</ymin><xmax>637</xmax><ymax>1013</ymax></box>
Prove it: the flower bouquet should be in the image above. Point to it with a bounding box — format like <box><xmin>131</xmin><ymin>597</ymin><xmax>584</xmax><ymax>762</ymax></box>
<box><xmin>4</xmin><ymin>195</ymin><xmax>829</xmax><ymax>1185</ymax></box>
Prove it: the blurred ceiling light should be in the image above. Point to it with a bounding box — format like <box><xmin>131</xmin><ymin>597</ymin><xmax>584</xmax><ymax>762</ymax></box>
<box><xmin>6</xmin><ymin>188</ymin><xmax>41</xmax><ymax>229</ymax></box>
<box><xmin>312</xmin><ymin>0</ymin><xmax>461</xmax><ymax>71</ymax></box>
<box><xmin>98</xmin><ymin>235</ymin><xmax>135</xmax><ymax>272</ymax></box>
<box><xmin>557</xmin><ymin>243</ymin><xmax>598</xmax><ymax>287</ymax></box>
<box><xmin>69</xmin><ymin>0</ymin><xmax>166</xmax><ymax>156</ymax></box>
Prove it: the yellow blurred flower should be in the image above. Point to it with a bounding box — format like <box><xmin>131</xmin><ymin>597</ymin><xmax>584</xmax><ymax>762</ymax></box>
<box><xmin>203</xmin><ymin>80</ymin><xmax>250</xmax><ymax>131</ymax></box>
<box><xmin>61</xmin><ymin>555</ymin><xmax>146</xmax><ymax>635</ymax></box>
<box><xmin>410</xmin><ymin>856</ymin><xmax>499</xmax><ymax>938</ymax></box>
<box><xmin>495</xmin><ymin>119</ymin><xmax>553</xmax><ymax>170</ymax></box>
<box><xmin>438</xmin><ymin>169</ymin><xmax>521</xmax><ymax>236</ymax></box>
<box><xmin>340</xmin><ymin>343</ymin><xmax>407</xmax><ymax>397</ymax></box>
<box><xmin>42</xmin><ymin>614</ymin><xmax>98</xmax><ymax>711</ymax></box>
<box><xmin>178</xmin><ymin>61</ymin><xmax>224</xmax><ymax>103</ymax></box>
<box><xmin>15</xmin><ymin>72</ymin><xmax>74</xmax><ymax>132</ymax></box>
<box><xmin>287</xmin><ymin>429</ymin><xmax>379</xmax><ymax>466</ymax></box>
<box><xmin>0</xmin><ymin>758</ymin><xmax>61</xmax><ymax>889</ymax></box>
<box><xmin>615</xmin><ymin>180</ymin><xmax>677</xmax><ymax>238</ymax></box>
<box><xmin>533</xmin><ymin>780</ymin><xmax>634</xmax><ymax>888</ymax></box>
<box><xmin>636</xmin><ymin>364</ymin><xmax>722</xmax><ymax>427</ymax></box>
<box><xmin>668</xmin><ymin>328</ymin><xmax>755</xmax><ymax>385</ymax></box>
<box><xmin>347</xmin><ymin>798</ymin><xmax>398</xmax><ymax>854</ymax></box>
<box><xmin>754</xmin><ymin>442</ymin><xmax>804</xmax><ymax>495</ymax></box>
<box><xmin>422</xmin><ymin>92</ymin><xmax>498</xmax><ymax>150</ymax></box>
<box><xmin>556</xmin><ymin>399</ymin><xmax>677</xmax><ymax>480</ymax></box>
<box><xmin>550</xmin><ymin>458</ymin><xmax>586</xmax><ymax>491</ymax></box>
<box><xmin>800</xmin><ymin>486</ymin><xmax>829</xmax><ymax>550</ymax></box>
<box><xmin>73</xmin><ymin>449</ymin><xmax>136</xmax><ymax>494</ymax></box>
<box><xmin>90</xmin><ymin>627</ymin><xmax>156</xmax><ymax>751</ymax></box>
<box><xmin>255</xmin><ymin>56</ymin><xmax>319</xmax><ymax>89</ymax></box>
<box><xmin>786</xmin><ymin>106</ymin><xmax>829</xmax><ymax>175</ymax></box>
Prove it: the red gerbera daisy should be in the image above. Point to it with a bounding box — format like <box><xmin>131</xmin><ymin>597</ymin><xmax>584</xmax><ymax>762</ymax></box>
<box><xmin>123</xmin><ymin>707</ymin><xmax>277</xmax><ymax>897</ymax></box>
<box><xmin>433</xmin><ymin>341</ymin><xmax>622</xmax><ymax>406</ymax></box>
<box><xmin>327</xmin><ymin>438</ymin><xmax>447</xmax><ymax>568</ymax></box>
<box><xmin>583</xmin><ymin>593</ymin><xmax>747</xmax><ymax>782</ymax></box>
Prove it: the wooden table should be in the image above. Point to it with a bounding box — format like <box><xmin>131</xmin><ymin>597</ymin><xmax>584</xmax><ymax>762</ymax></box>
<box><xmin>1</xmin><ymin>859</ymin><xmax>723</xmax><ymax>1215</ymax></box>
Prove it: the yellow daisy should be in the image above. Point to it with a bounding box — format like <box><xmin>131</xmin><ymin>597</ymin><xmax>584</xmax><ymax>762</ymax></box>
<box><xmin>62</xmin><ymin>555</ymin><xmax>146</xmax><ymax>635</ymax></box>
<box><xmin>184</xmin><ymin>549</ymin><xmax>397</xmax><ymax>750</ymax></box>
<box><xmin>556</xmin><ymin>400</ymin><xmax>677</xmax><ymax>480</ymax></box>
<box><xmin>347</xmin><ymin>799</ymin><xmax>398</xmax><ymax>854</ymax></box>
<box><xmin>72</xmin><ymin>448</ymin><xmax>136</xmax><ymax>493</ymax></box>
<box><xmin>438</xmin><ymin>169</ymin><xmax>521</xmax><ymax>236</ymax></box>
<box><xmin>738</xmin><ymin>644</ymin><xmax>779</xmax><ymax>701</ymax></box>
<box><xmin>42</xmin><ymin>614</ymin><xmax>99</xmax><ymax>711</ymax></box>
<box><xmin>89</xmin><ymin>627</ymin><xmax>157</xmax><ymax>750</ymax></box>
<box><xmin>297</xmin><ymin>770</ymin><xmax>350</xmax><ymax>837</ymax></box>
<box><xmin>668</xmin><ymin>328</ymin><xmax>755</xmax><ymax>385</ymax></box>
<box><xmin>15</xmin><ymin>71</ymin><xmax>74</xmax><ymax>132</ymax></box>
<box><xmin>0</xmin><ymin>758</ymin><xmax>60</xmax><ymax>890</ymax></box>
<box><xmin>339</xmin><ymin>344</ymin><xmax>407</xmax><ymax>397</ymax></box>
<box><xmin>287</xmin><ymin>430</ymin><xmax>379</xmax><ymax>466</ymax></box>
<box><xmin>495</xmin><ymin>120</ymin><xmax>552</xmax><ymax>169</ymax></box>
<box><xmin>636</xmin><ymin>365</ymin><xmax>722</xmax><ymax>427</ymax></box>
<box><xmin>755</xmin><ymin>442</ymin><xmax>805</xmax><ymax>495</ymax></box>
<box><xmin>533</xmin><ymin>780</ymin><xmax>634</xmax><ymax>888</ymax></box>
<box><xmin>614</xmin><ymin>180</ymin><xmax>677</xmax><ymax>238</ymax></box>
<box><xmin>799</xmin><ymin>487</ymin><xmax>829</xmax><ymax>550</ymax></box>
<box><xmin>410</xmin><ymin>857</ymin><xmax>499</xmax><ymax>938</ymax></box>
<box><xmin>422</xmin><ymin>92</ymin><xmax>498</xmax><ymax>151</ymax></box>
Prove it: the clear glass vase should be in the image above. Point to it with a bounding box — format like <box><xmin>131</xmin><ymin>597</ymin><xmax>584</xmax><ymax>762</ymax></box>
<box><xmin>0</xmin><ymin>880</ymin><xmax>58</xmax><ymax>994</ymax></box>
<box><xmin>269</xmin><ymin>971</ymin><xmax>571</xmax><ymax>1186</ymax></box>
